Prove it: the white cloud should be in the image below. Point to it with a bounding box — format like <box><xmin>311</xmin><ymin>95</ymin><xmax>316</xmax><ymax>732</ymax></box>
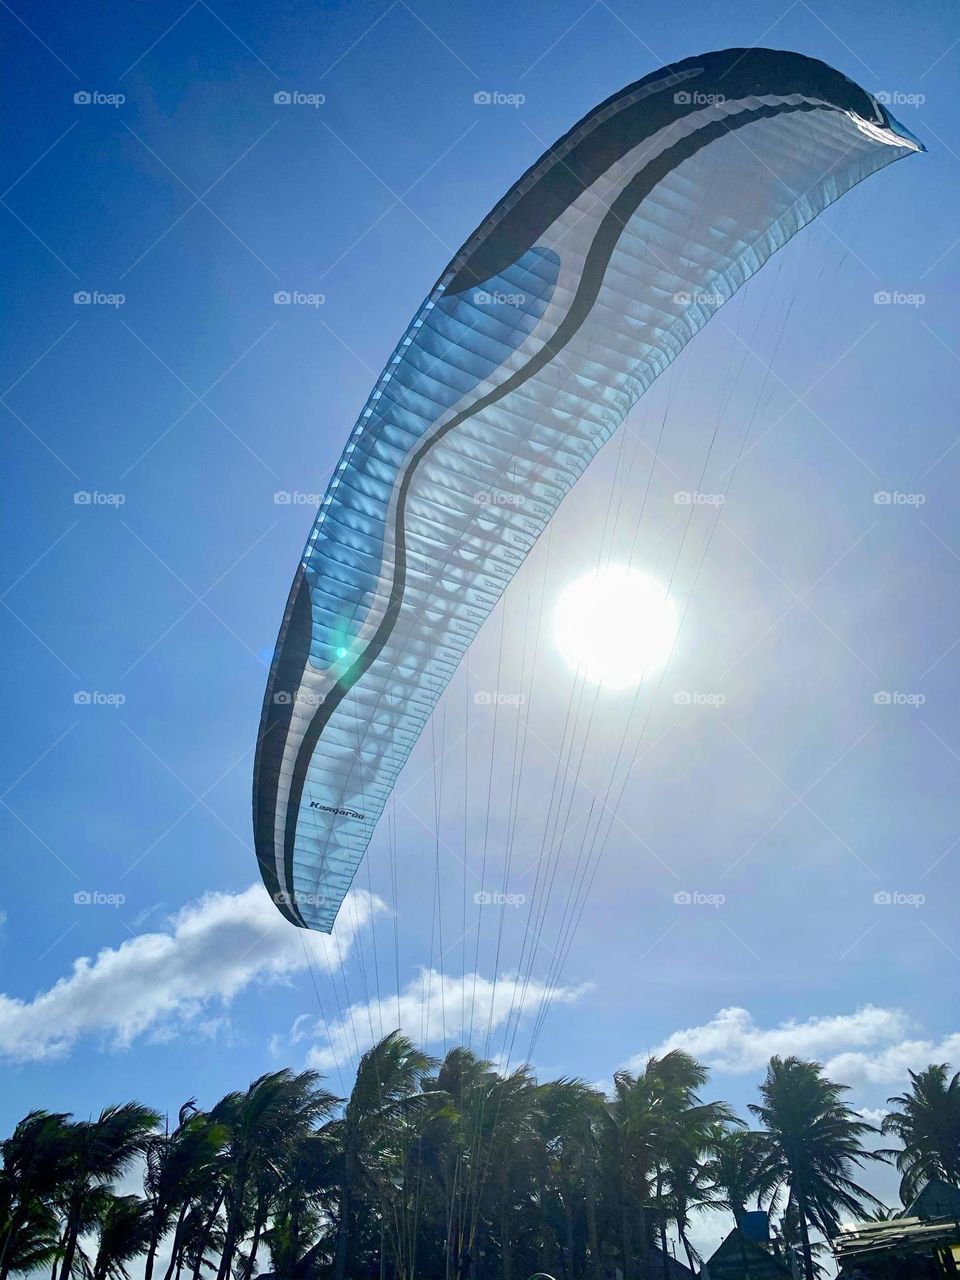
<box><xmin>634</xmin><ymin>1005</ymin><xmax>960</xmax><ymax>1086</ymax></box>
<box><xmin>303</xmin><ymin>968</ymin><xmax>589</xmax><ymax>1072</ymax></box>
<box><xmin>0</xmin><ymin>885</ymin><xmax>383</xmax><ymax>1063</ymax></box>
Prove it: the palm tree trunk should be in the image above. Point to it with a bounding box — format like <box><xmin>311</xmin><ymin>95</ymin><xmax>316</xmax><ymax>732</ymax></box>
<box><xmin>795</xmin><ymin>1190</ymin><xmax>815</xmax><ymax>1280</ymax></box>
<box><xmin>636</xmin><ymin>1195</ymin><xmax>652</xmax><ymax>1280</ymax></box>
<box><xmin>160</xmin><ymin>1204</ymin><xmax>190</xmax><ymax>1280</ymax></box>
<box><xmin>192</xmin><ymin>1189</ymin><xmax>226</xmax><ymax>1280</ymax></box>
<box><xmin>499</xmin><ymin>1173</ymin><xmax>512</xmax><ymax>1280</ymax></box>
<box><xmin>620</xmin><ymin>1195</ymin><xmax>634</xmax><ymax>1280</ymax></box>
<box><xmin>0</xmin><ymin>1206</ymin><xmax>27</xmax><ymax>1280</ymax></box>
<box><xmin>144</xmin><ymin>1204</ymin><xmax>173</xmax><ymax>1280</ymax></box>
<box><xmin>679</xmin><ymin>1229</ymin><xmax>698</xmax><ymax>1276</ymax></box>
<box><xmin>332</xmin><ymin>1153</ymin><xmax>354</xmax><ymax>1280</ymax></box>
<box><xmin>562</xmin><ymin>1194</ymin><xmax>575</xmax><ymax>1280</ymax></box>
<box><xmin>243</xmin><ymin>1213</ymin><xmax>264</xmax><ymax>1280</ymax></box>
<box><xmin>584</xmin><ymin>1167</ymin><xmax>601</xmax><ymax>1280</ymax></box>
<box><xmin>57</xmin><ymin>1207</ymin><xmax>82</xmax><ymax>1280</ymax></box>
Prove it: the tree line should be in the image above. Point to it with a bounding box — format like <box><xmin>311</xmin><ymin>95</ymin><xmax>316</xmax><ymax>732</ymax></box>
<box><xmin>1</xmin><ymin>1034</ymin><xmax>958</xmax><ymax>1280</ymax></box>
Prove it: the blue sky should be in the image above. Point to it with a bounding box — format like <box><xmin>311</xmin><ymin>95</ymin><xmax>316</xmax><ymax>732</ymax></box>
<box><xmin>2</xmin><ymin>0</ymin><xmax>959</xmax><ymax>1227</ymax></box>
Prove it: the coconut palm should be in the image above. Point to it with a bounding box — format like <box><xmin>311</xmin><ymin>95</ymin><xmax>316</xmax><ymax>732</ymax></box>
<box><xmin>142</xmin><ymin>1103</ymin><xmax>228</xmax><ymax>1280</ymax></box>
<box><xmin>704</xmin><ymin>1128</ymin><xmax>774</xmax><ymax>1278</ymax></box>
<box><xmin>88</xmin><ymin>1194</ymin><xmax>153</xmax><ymax>1280</ymax></box>
<box><xmin>330</xmin><ymin>1031</ymin><xmax>435</xmax><ymax>1280</ymax></box>
<box><xmin>535</xmin><ymin>1079</ymin><xmax>605</xmax><ymax>1280</ymax></box>
<box><xmin>474</xmin><ymin>1067</ymin><xmax>541</xmax><ymax>1280</ymax></box>
<box><xmin>881</xmin><ymin>1063</ymin><xmax>960</xmax><ymax>1203</ymax></box>
<box><xmin>0</xmin><ymin>1111</ymin><xmax>72</xmax><ymax>1280</ymax></box>
<box><xmin>211</xmin><ymin>1070</ymin><xmax>338</xmax><ymax>1280</ymax></box>
<box><xmin>55</xmin><ymin>1104</ymin><xmax>160</xmax><ymax>1280</ymax></box>
<box><xmin>749</xmin><ymin>1056</ymin><xmax>885</xmax><ymax>1280</ymax></box>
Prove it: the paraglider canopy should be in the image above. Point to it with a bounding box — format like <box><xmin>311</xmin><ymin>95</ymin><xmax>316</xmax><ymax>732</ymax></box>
<box><xmin>253</xmin><ymin>47</ymin><xmax>921</xmax><ymax>933</ymax></box>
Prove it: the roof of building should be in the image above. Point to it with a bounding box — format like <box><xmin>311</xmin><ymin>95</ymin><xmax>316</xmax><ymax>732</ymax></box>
<box><xmin>903</xmin><ymin>1178</ymin><xmax>960</xmax><ymax>1222</ymax></box>
<box><xmin>833</xmin><ymin>1214</ymin><xmax>960</xmax><ymax>1264</ymax></box>
<box><xmin>703</xmin><ymin>1228</ymin><xmax>793</xmax><ymax>1279</ymax></box>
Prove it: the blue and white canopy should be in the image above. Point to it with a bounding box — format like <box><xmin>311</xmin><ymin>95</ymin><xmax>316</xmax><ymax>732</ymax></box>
<box><xmin>254</xmin><ymin>48</ymin><xmax>921</xmax><ymax>930</ymax></box>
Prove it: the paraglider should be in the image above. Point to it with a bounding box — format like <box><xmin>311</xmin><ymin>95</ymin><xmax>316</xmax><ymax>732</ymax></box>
<box><xmin>254</xmin><ymin>47</ymin><xmax>921</xmax><ymax>931</ymax></box>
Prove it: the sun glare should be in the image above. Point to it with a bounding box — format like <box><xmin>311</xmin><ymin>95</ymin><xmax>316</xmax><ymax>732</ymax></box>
<box><xmin>553</xmin><ymin>566</ymin><xmax>679</xmax><ymax>688</ymax></box>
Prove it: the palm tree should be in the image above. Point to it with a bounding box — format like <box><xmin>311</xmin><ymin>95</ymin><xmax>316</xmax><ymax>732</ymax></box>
<box><xmin>476</xmin><ymin>1067</ymin><xmax>541</xmax><ymax>1280</ymax></box>
<box><xmin>55</xmin><ymin>1104</ymin><xmax>160</xmax><ymax>1280</ymax></box>
<box><xmin>330</xmin><ymin>1031</ymin><xmax>435</xmax><ymax>1280</ymax></box>
<box><xmin>535</xmin><ymin>1079</ymin><xmax>605</xmax><ymax>1280</ymax></box>
<box><xmin>647</xmin><ymin>1053</ymin><xmax>734</xmax><ymax>1275</ymax></box>
<box><xmin>142</xmin><ymin>1103</ymin><xmax>228</xmax><ymax>1280</ymax></box>
<box><xmin>704</xmin><ymin>1128</ymin><xmax>773</xmax><ymax>1278</ymax></box>
<box><xmin>414</xmin><ymin>1047</ymin><xmax>490</xmax><ymax>1280</ymax></box>
<box><xmin>881</xmin><ymin>1063</ymin><xmax>960</xmax><ymax>1203</ymax></box>
<box><xmin>262</xmin><ymin>1128</ymin><xmax>340</xmax><ymax>1280</ymax></box>
<box><xmin>750</xmin><ymin>1056</ymin><xmax>885</xmax><ymax>1280</ymax></box>
<box><xmin>89</xmin><ymin>1195</ymin><xmax>153</xmax><ymax>1280</ymax></box>
<box><xmin>211</xmin><ymin>1070</ymin><xmax>337</xmax><ymax>1280</ymax></box>
<box><xmin>0</xmin><ymin>1111</ymin><xmax>72</xmax><ymax>1280</ymax></box>
<box><xmin>604</xmin><ymin>1052</ymin><xmax>733</xmax><ymax>1280</ymax></box>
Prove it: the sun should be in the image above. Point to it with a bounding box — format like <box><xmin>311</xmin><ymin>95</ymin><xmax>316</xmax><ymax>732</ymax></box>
<box><xmin>553</xmin><ymin>566</ymin><xmax>679</xmax><ymax>688</ymax></box>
